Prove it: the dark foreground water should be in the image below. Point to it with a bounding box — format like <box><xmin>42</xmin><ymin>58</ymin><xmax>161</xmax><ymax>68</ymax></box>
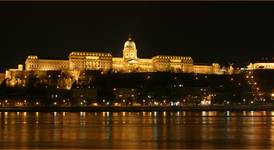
<box><xmin>1</xmin><ymin>111</ymin><xmax>274</xmax><ymax>149</ymax></box>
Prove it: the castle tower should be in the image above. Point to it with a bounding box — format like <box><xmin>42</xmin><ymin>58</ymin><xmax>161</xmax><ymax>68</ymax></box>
<box><xmin>123</xmin><ymin>34</ymin><xmax>138</xmax><ymax>60</ymax></box>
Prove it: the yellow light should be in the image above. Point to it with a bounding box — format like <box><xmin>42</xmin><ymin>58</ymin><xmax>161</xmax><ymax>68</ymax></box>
<box><xmin>85</xmin><ymin>56</ymin><xmax>99</xmax><ymax>59</ymax></box>
<box><xmin>170</xmin><ymin>59</ymin><xmax>181</xmax><ymax>63</ymax></box>
<box><xmin>142</xmin><ymin>112</ymin><xmax>145</xmax><ymax>116</ymax></box>
<box><xmin>92</xmin><ymin>103</ymin><xmax>98</xmax><ymax>106</ymax></box>
<box><xmin>202</xmin><ymin>111</ymin><xmax>206</xmax><ymax>116</ymax></box>
<box><xmin>80</xmin><ymin>112</ymin><xmax>85</xmax><ymax>117</ymax></box>
<box><xmin>114</xmin><ymin>102</ymin><xmax>120</xmax><ymax>106</ymax></box>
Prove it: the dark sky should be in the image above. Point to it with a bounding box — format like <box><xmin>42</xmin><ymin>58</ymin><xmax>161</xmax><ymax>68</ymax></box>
<box><xmin>0</xmin><ymin>2</ymin><xmax>274</xmax><ymax>72</ymax></box>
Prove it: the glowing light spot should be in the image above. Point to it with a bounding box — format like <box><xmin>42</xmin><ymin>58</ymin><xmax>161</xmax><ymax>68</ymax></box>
<box><xmin>226</xmin><ymin>111</ymin><xmax>230</xmax><ymax>116</ymax></box>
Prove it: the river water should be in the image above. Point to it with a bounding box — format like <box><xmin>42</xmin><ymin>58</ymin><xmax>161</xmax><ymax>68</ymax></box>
<box><xmin>0</xmin><ymin>111</ymin><xmax>274</xmax><ymax>149</ymax></box>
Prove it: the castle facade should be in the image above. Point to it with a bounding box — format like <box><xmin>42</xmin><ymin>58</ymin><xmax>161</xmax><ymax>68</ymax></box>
<box><xmin>24</xmin><ymin>36</ymin><xmax>221</xmax><ymax>74</ymax></box>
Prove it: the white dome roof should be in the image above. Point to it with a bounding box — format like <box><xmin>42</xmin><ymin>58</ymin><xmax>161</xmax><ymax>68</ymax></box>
<box><xmin>124</xmin><ymin>37</ymin><xmax>136</xmax><ymax>49</ymax></box>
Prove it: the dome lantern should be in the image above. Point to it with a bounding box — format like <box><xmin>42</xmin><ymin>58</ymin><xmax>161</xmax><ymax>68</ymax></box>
<box><xmin>124</xmin><ymin>35</ymin><xmax>136</xmax><ymax>50</ymax></box>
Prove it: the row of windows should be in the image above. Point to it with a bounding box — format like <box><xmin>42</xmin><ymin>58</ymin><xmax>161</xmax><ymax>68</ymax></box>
<box><xmin>26</xmin><ymin>61</ymin><xmax>196</xmax><ymax>71</ymax></box>
<box><xmin>154</xmin><ymin>61</ymin><xmax>193</xmax><ymax>64</ymax></box>
<box><xmin>153</xmin><ymin>56</ymin><xmax>192</xmax><ymax>60</ymax></box>
<box><xmin>255</xmin><ymin>65</ymin><xmax>274</xmax><ymax>68</ymax></box>
<box><xmin>69</xmin><ymin>52</ymin><xmax>111</xmax><ymax>57</ymax></box>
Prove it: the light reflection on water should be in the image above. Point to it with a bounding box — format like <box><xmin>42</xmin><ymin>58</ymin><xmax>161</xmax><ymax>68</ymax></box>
<box><xmin>0</xmin><ymin>111</ymin><xmax>274</xmax><ymax>149</ymax></box>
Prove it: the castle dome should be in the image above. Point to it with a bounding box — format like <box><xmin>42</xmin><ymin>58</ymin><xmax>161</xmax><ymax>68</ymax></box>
<box><xmin>124</xmin><ymin>36</ymin><xmax>136</xmax><ymax>49</ymax></box>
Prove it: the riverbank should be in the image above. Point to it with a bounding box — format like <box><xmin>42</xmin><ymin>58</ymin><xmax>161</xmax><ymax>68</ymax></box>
<box><xmin>1</xmin><ymin>105</ymin><xmax>274</xmax><ymax>112</ymax></box>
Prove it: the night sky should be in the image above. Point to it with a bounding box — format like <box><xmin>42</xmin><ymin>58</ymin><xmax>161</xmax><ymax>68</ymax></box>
<box><xmin>0</xmin><ymin>2</ymin><xmax>274</xmax><ymax>72</ymax></box>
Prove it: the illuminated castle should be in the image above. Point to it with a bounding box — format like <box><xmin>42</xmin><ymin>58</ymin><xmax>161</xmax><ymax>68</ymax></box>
<box><xmin>24</xmin><ymin>35</ymin><xmax>221</xmax><ymax>74</ymax></box>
